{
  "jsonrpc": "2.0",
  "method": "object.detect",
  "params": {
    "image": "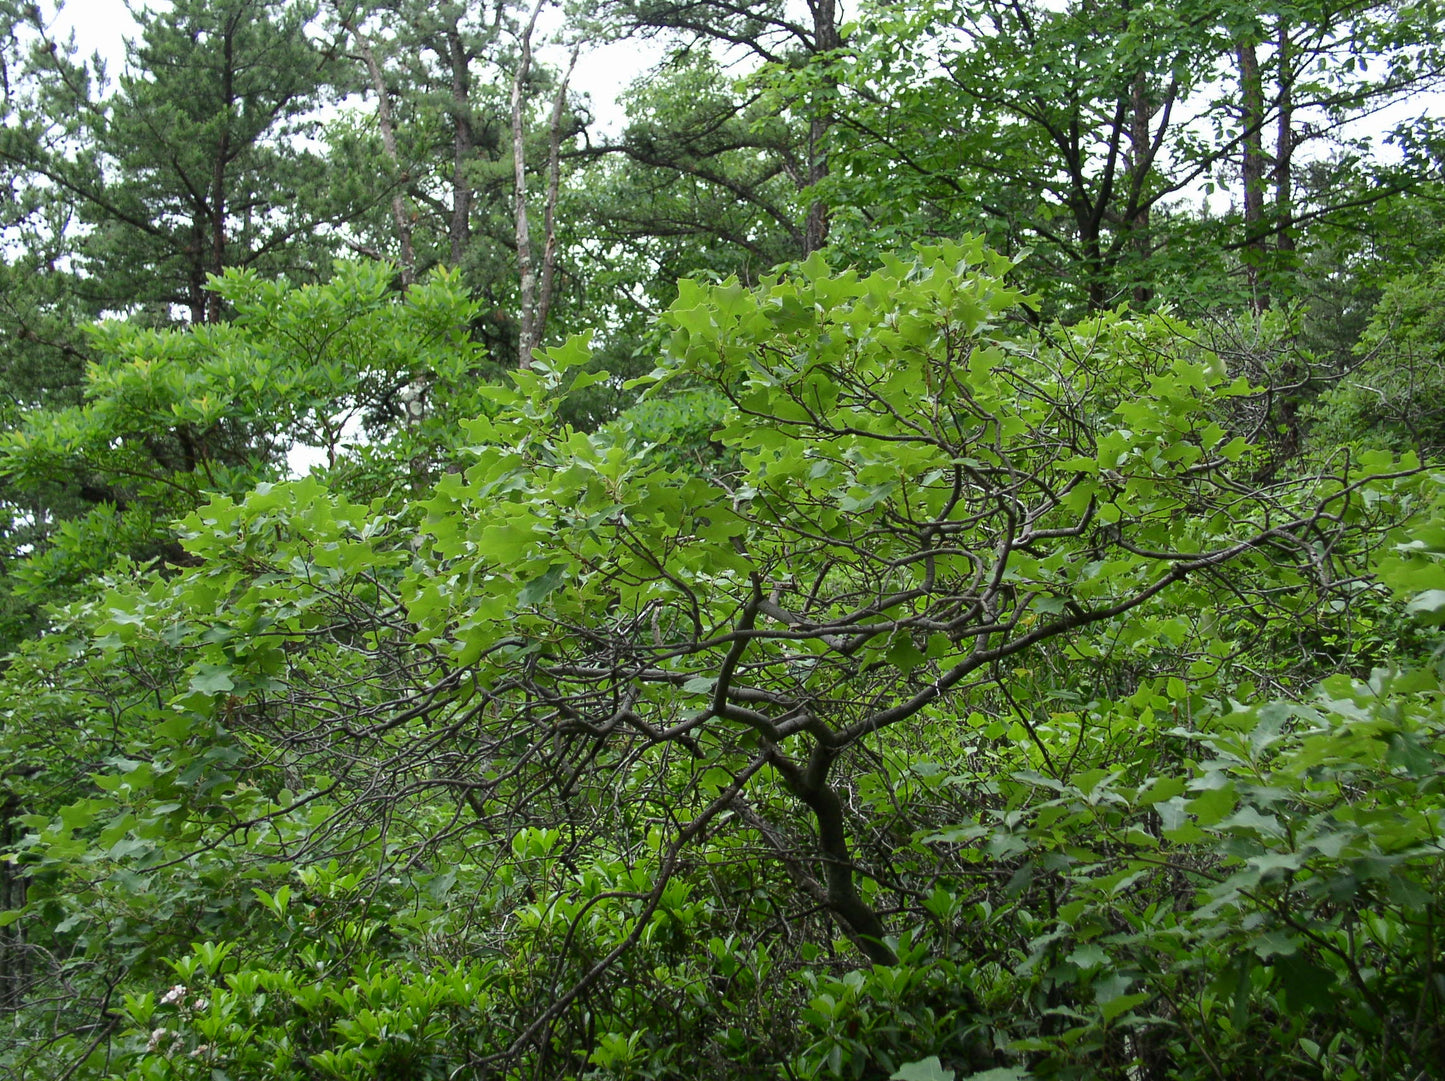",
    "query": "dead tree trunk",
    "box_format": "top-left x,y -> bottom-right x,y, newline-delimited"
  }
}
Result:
344,17 -> 416,288
512,0 -> 575,367
537,46 -> 579,354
